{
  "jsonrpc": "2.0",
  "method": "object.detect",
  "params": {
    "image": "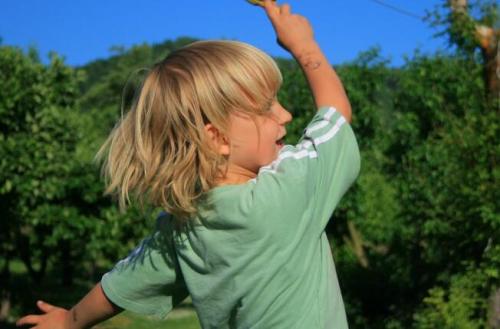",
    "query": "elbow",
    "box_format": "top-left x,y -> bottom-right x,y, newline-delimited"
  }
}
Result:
319,100 -> 352,123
